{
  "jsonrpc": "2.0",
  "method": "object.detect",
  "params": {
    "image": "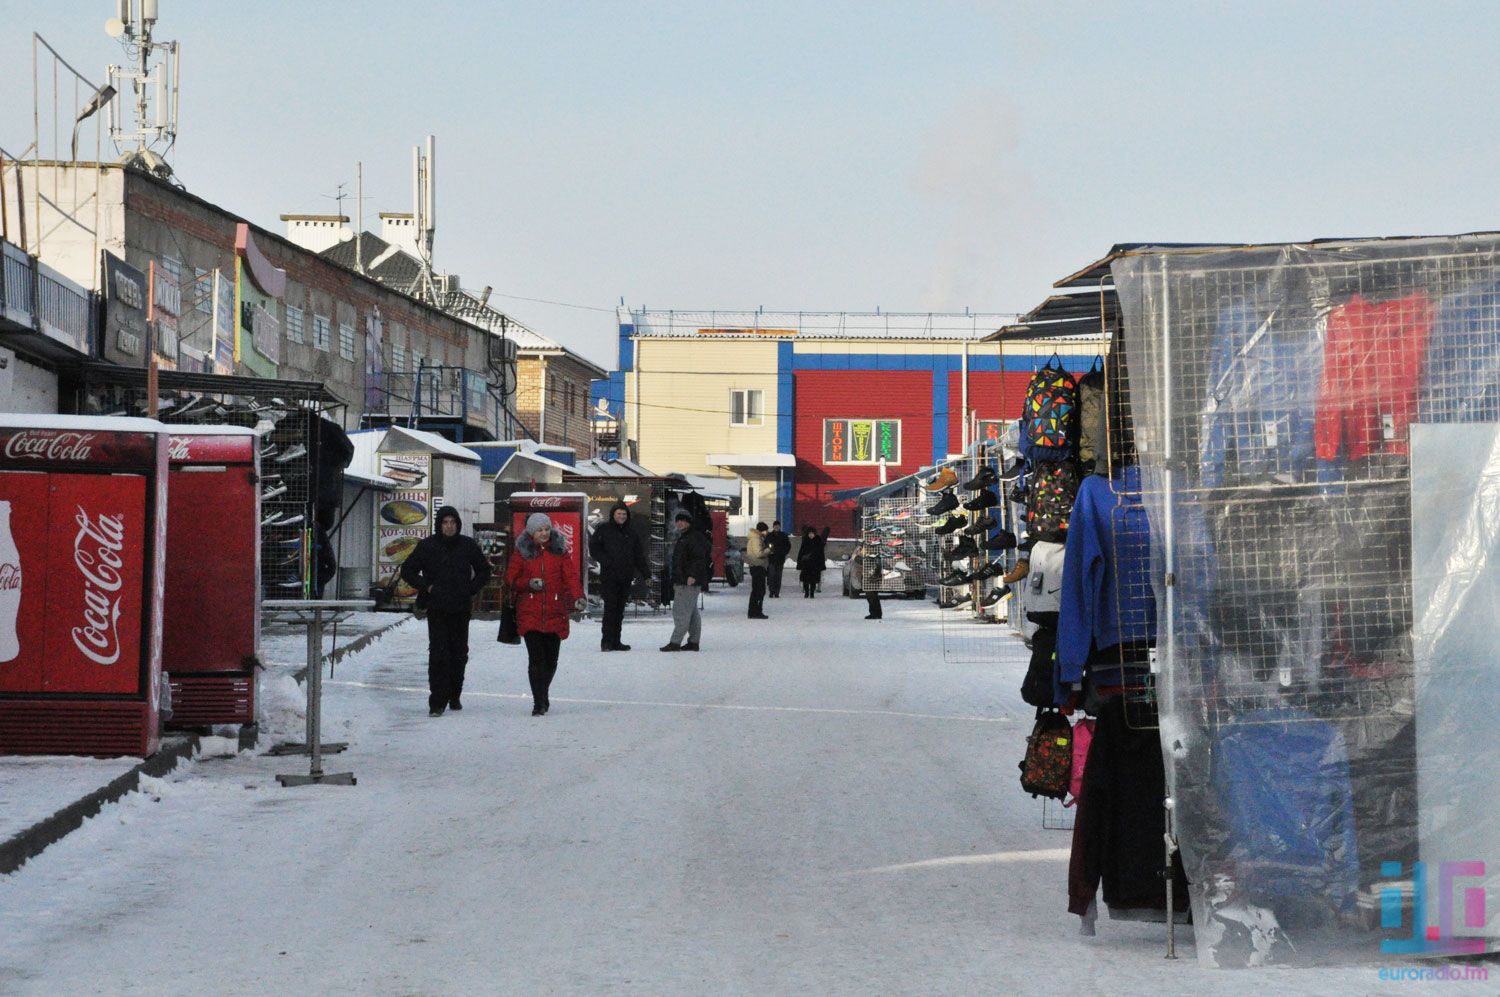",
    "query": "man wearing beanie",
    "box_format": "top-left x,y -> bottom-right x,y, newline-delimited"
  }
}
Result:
399,505 -> 492,716
662,510 -> 711,651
